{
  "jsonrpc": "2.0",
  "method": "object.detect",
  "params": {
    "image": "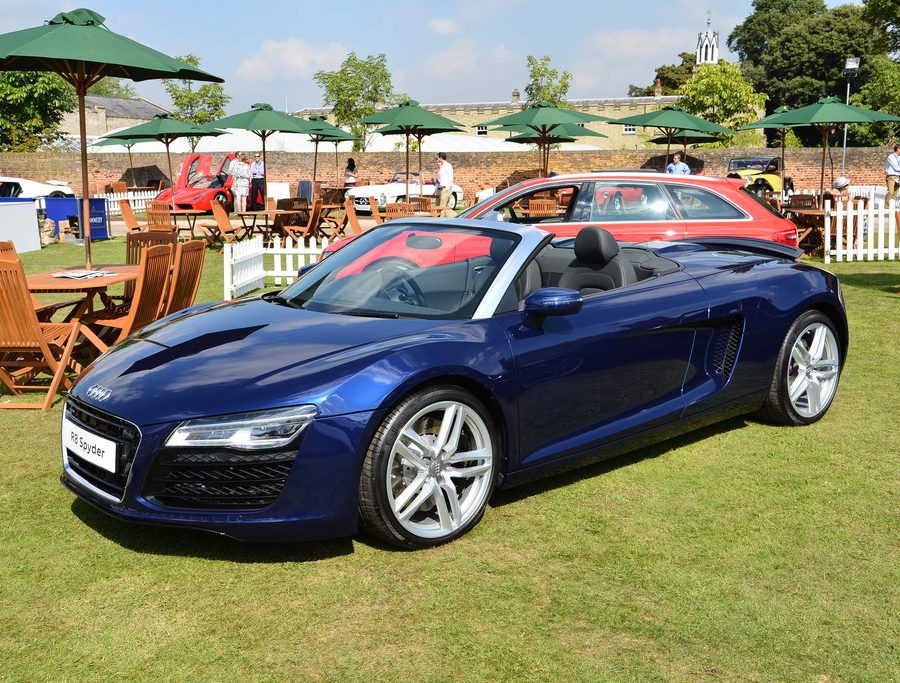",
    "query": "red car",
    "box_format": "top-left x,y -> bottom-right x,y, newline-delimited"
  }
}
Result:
460,172 -> 799,246
322,172 -> 799,259
155,153 -> 235,211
